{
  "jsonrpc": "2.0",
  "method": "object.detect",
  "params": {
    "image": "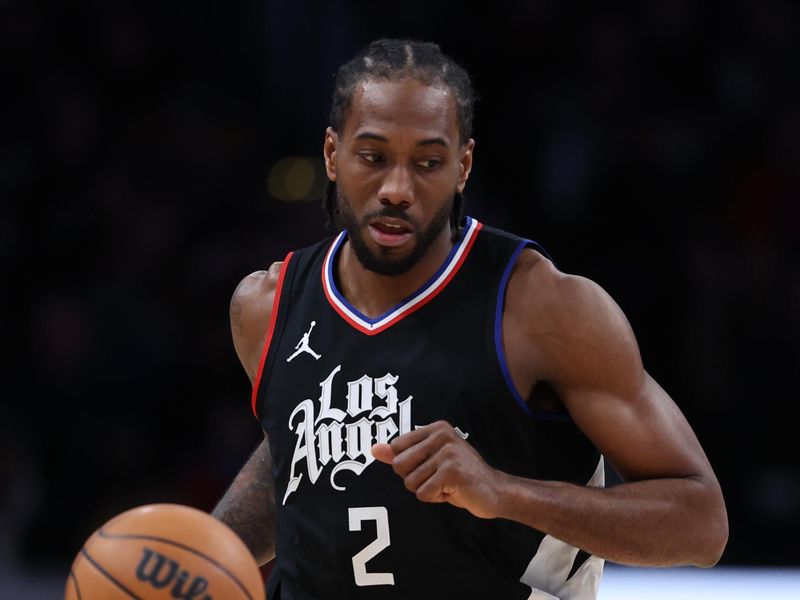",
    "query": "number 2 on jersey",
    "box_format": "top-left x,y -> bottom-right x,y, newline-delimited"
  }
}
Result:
348,506 -> 395,586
